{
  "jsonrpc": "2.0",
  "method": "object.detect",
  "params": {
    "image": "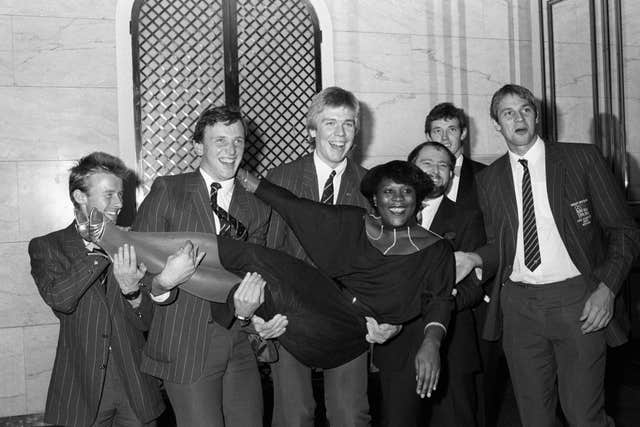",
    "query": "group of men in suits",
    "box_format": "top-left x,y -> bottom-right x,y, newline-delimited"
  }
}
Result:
29,82 -> 639,427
